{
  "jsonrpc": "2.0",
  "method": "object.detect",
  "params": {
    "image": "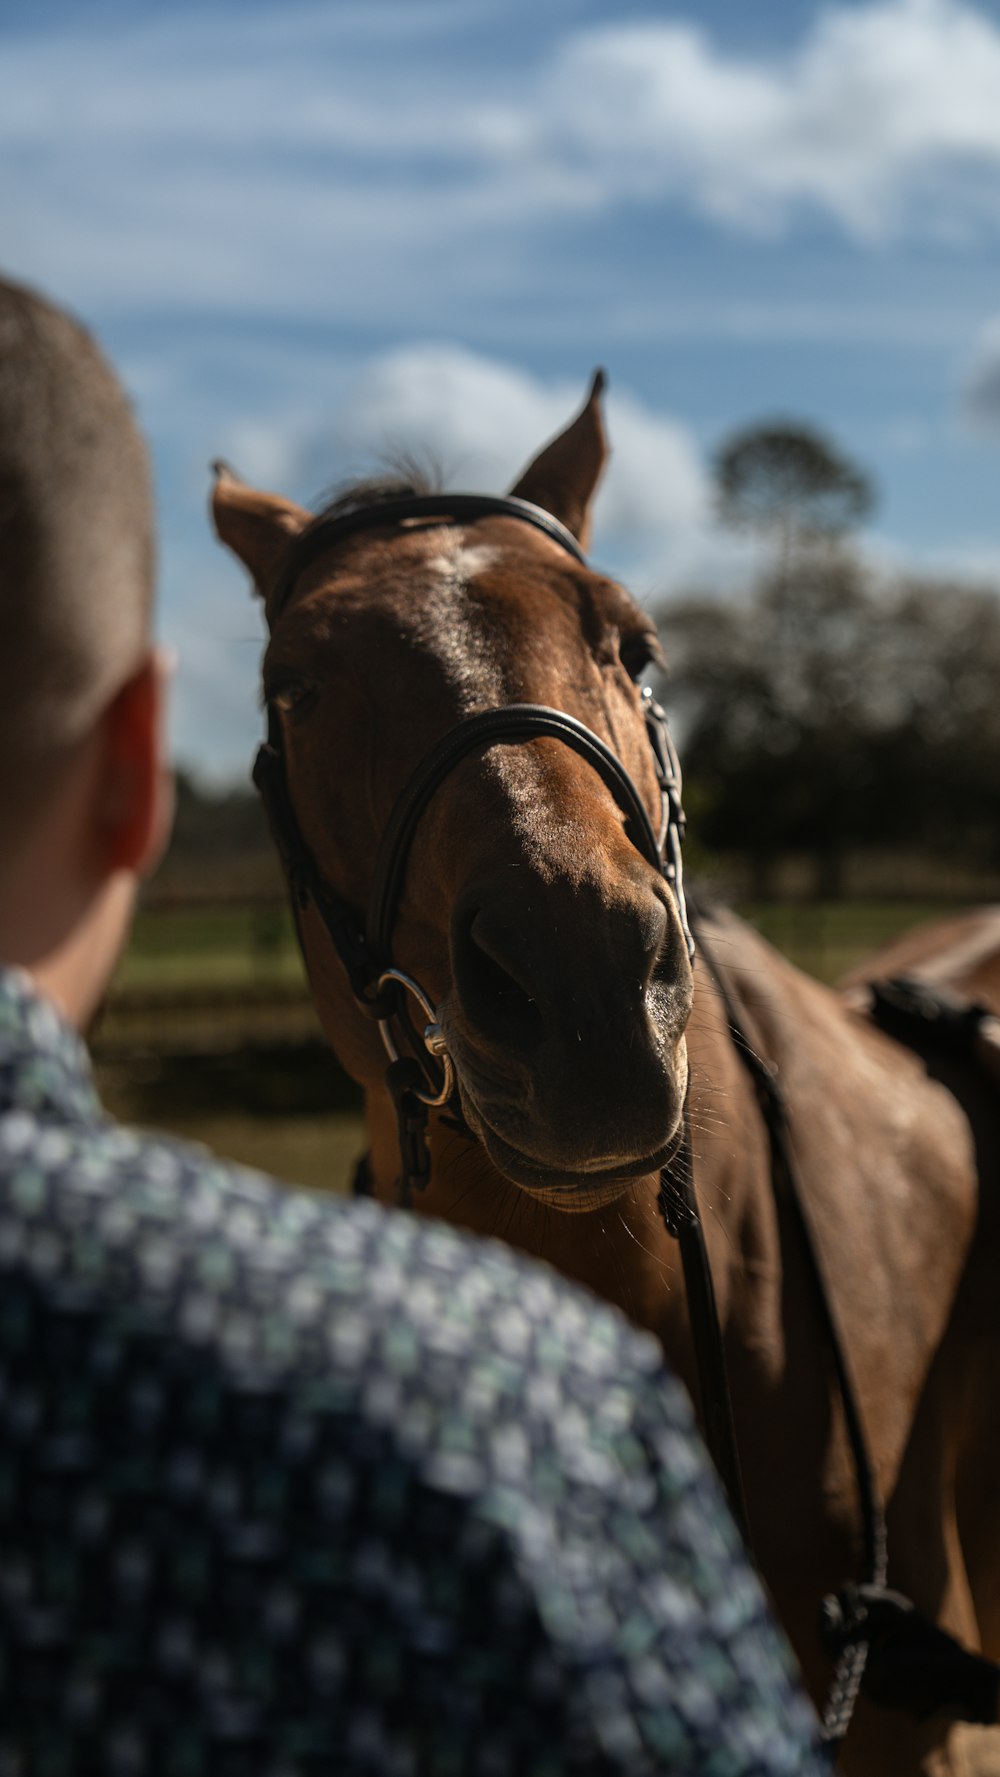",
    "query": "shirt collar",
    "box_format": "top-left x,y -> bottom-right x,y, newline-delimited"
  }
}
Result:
0,966 -> 102,1125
